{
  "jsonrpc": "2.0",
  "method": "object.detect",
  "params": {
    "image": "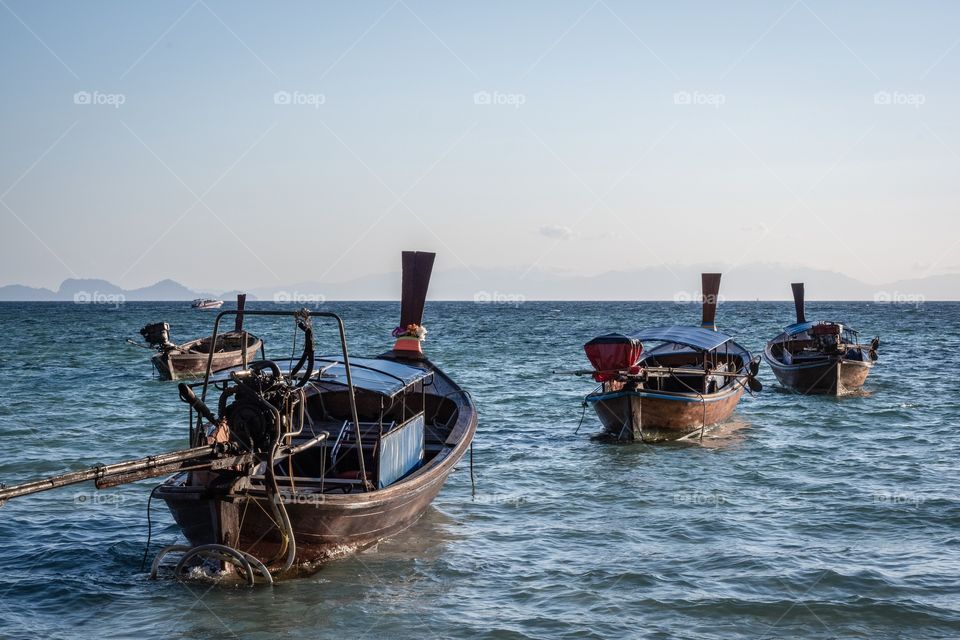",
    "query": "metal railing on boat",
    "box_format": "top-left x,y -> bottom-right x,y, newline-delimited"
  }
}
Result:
198,309 -> 368,491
